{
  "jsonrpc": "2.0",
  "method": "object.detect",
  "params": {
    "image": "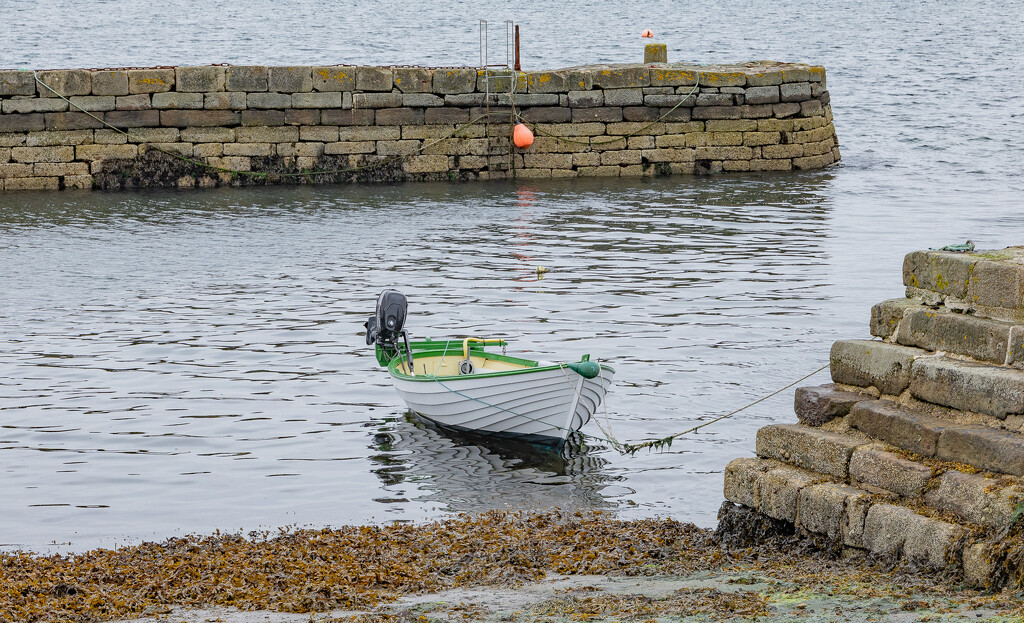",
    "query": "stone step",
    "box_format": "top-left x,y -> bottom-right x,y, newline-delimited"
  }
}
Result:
829,339 -> 926,396
755,421 -> 1024,531
871,298 -> 1024,366
793,383 -> 874,427
902,247 -> 1024,321
910,356 -> 1024,421
831,338 -> 1024,422
755,423 -> 867,478
724,457 -> 967,571
848,399 -> 1024,476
